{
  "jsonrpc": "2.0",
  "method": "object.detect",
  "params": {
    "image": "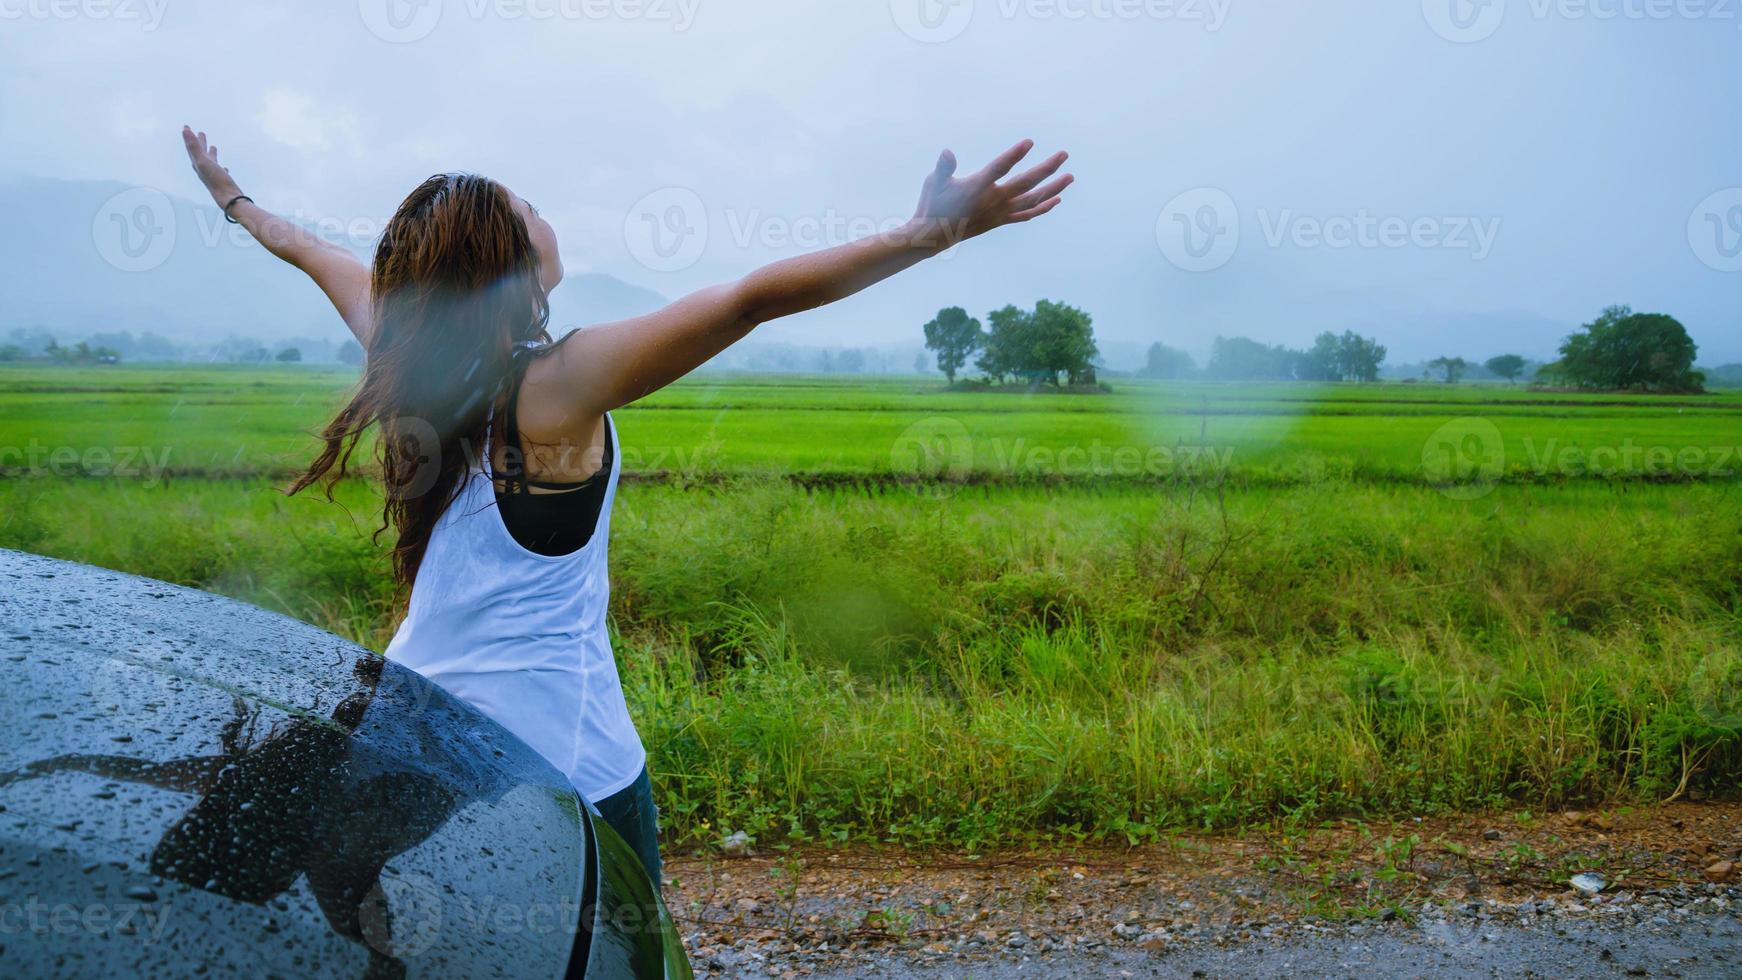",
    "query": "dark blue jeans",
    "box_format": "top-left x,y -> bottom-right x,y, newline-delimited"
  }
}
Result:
592,766 -> 662,888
